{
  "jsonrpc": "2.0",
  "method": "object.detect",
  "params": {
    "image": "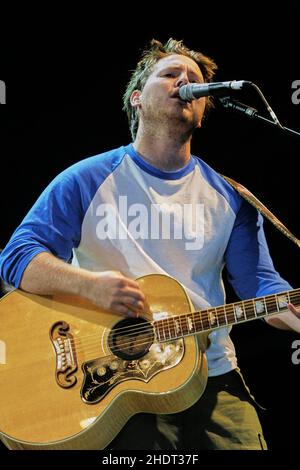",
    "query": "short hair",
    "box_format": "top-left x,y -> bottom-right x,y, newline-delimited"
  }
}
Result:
123,38 -> 217,140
